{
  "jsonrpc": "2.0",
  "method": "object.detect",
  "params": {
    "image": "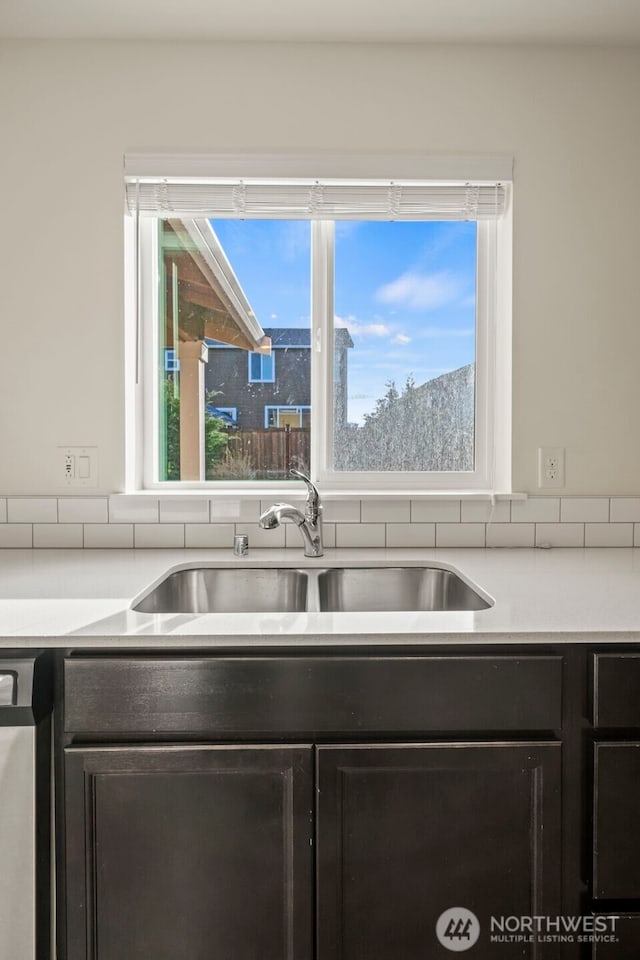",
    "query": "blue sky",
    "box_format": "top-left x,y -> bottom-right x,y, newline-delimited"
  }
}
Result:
210,218 -> 476,423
